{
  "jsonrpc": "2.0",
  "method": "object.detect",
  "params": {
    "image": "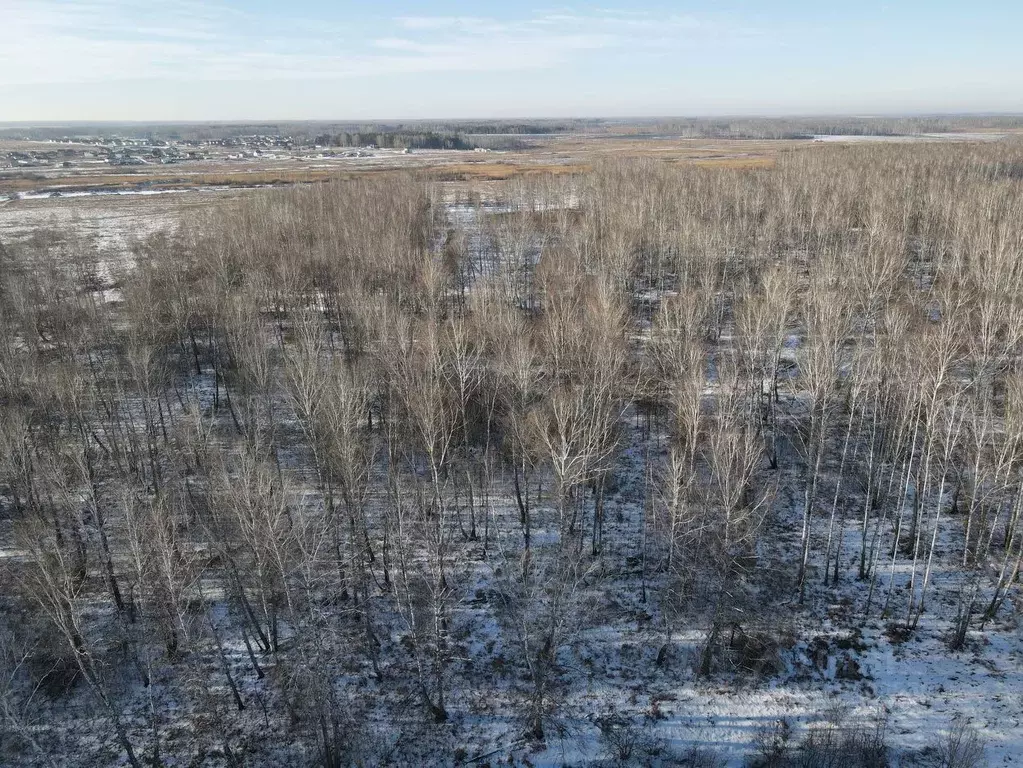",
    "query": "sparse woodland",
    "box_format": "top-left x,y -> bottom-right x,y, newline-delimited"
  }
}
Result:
2,140 -> 1023,766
